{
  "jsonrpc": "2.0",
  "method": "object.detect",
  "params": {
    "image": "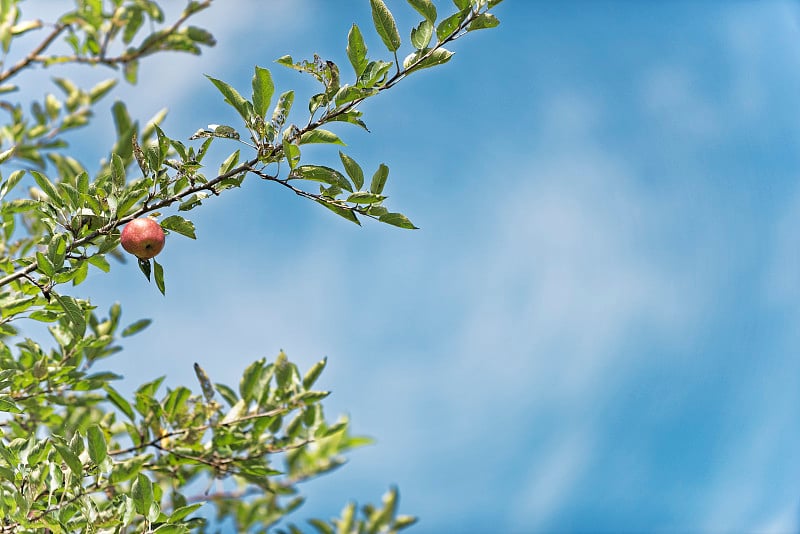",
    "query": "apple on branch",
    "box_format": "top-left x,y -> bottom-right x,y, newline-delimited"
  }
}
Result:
120,217 -> 165,260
